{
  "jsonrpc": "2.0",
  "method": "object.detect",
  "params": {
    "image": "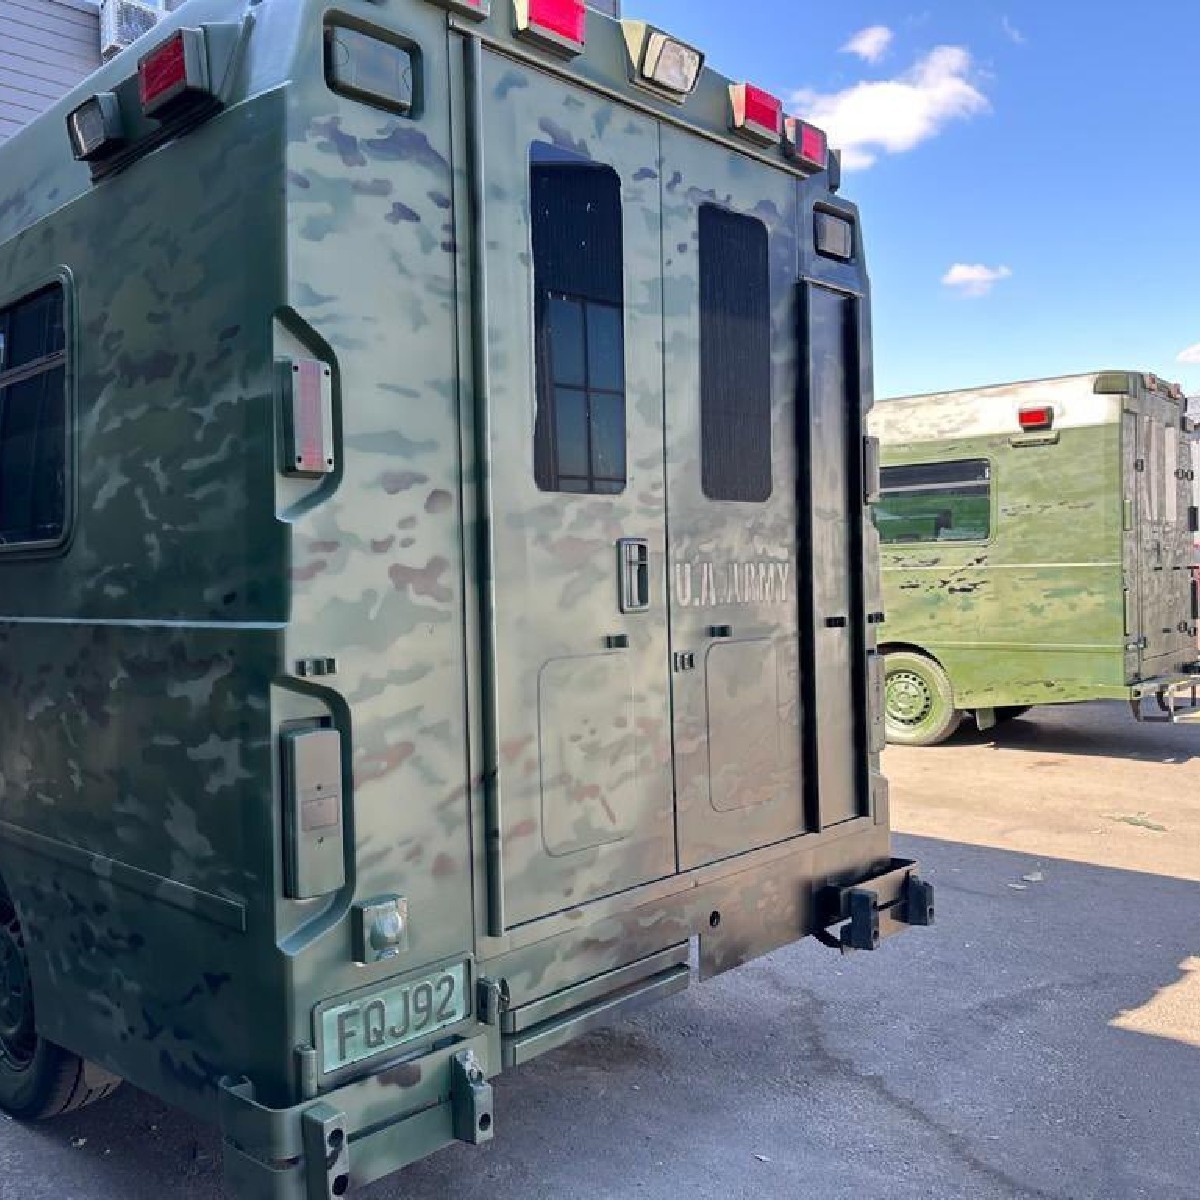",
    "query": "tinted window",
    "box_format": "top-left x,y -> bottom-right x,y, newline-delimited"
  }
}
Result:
531,150 -> 626,495
877,459 -> 991,544
699,205 -> 771,503
0,285 -> 68,549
